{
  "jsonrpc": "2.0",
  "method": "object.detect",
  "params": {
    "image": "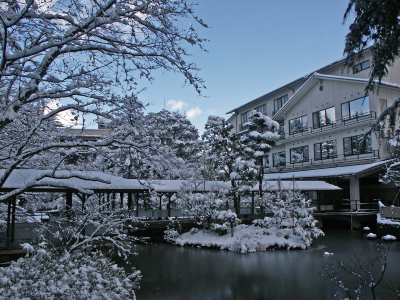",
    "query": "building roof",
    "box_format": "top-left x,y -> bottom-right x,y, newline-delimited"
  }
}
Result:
226,54 -> 349,115
263,161 -> 388,180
